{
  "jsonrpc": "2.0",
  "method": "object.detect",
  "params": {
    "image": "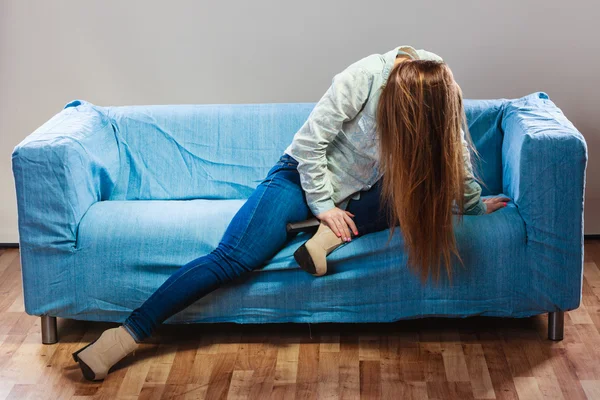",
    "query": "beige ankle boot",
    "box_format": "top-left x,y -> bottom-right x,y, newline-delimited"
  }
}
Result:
72,326 -> 139,381
294,222 -> 350,276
